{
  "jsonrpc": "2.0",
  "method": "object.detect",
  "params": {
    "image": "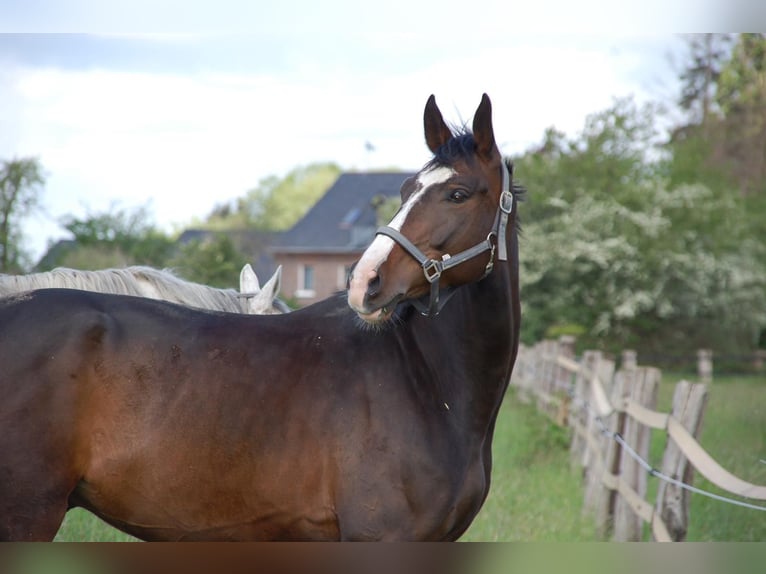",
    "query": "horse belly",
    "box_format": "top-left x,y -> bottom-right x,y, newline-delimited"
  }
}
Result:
72,395 -> 343,541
